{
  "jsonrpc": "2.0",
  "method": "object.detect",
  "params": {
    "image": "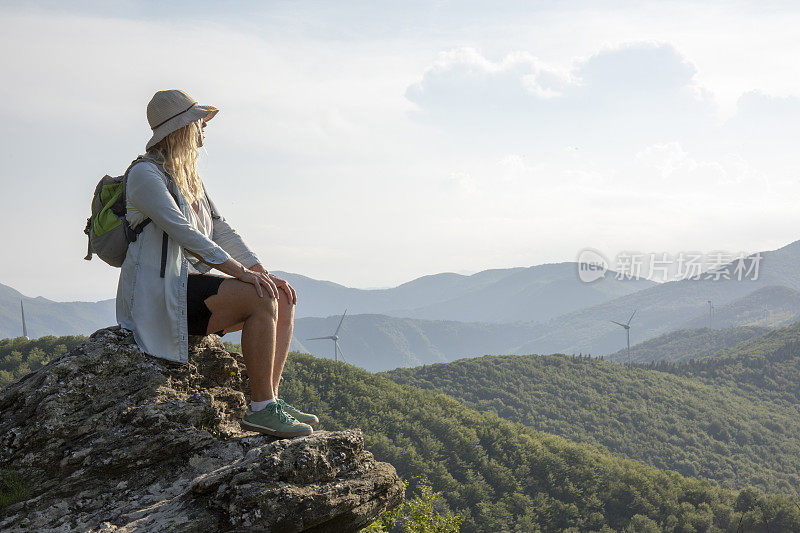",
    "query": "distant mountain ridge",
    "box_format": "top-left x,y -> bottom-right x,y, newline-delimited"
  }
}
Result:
665,320 -> 800,404
285,313 -> 540,371
278,262 -> 655,323
7,239 -> 800,364
1,262 -> 653,348
0,283 -> 113,340
602,285 -> 800,365
606,325 -> 773,364
511,240 -> 800,356
384,262 -> 656,323
679,285 -> 800,329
